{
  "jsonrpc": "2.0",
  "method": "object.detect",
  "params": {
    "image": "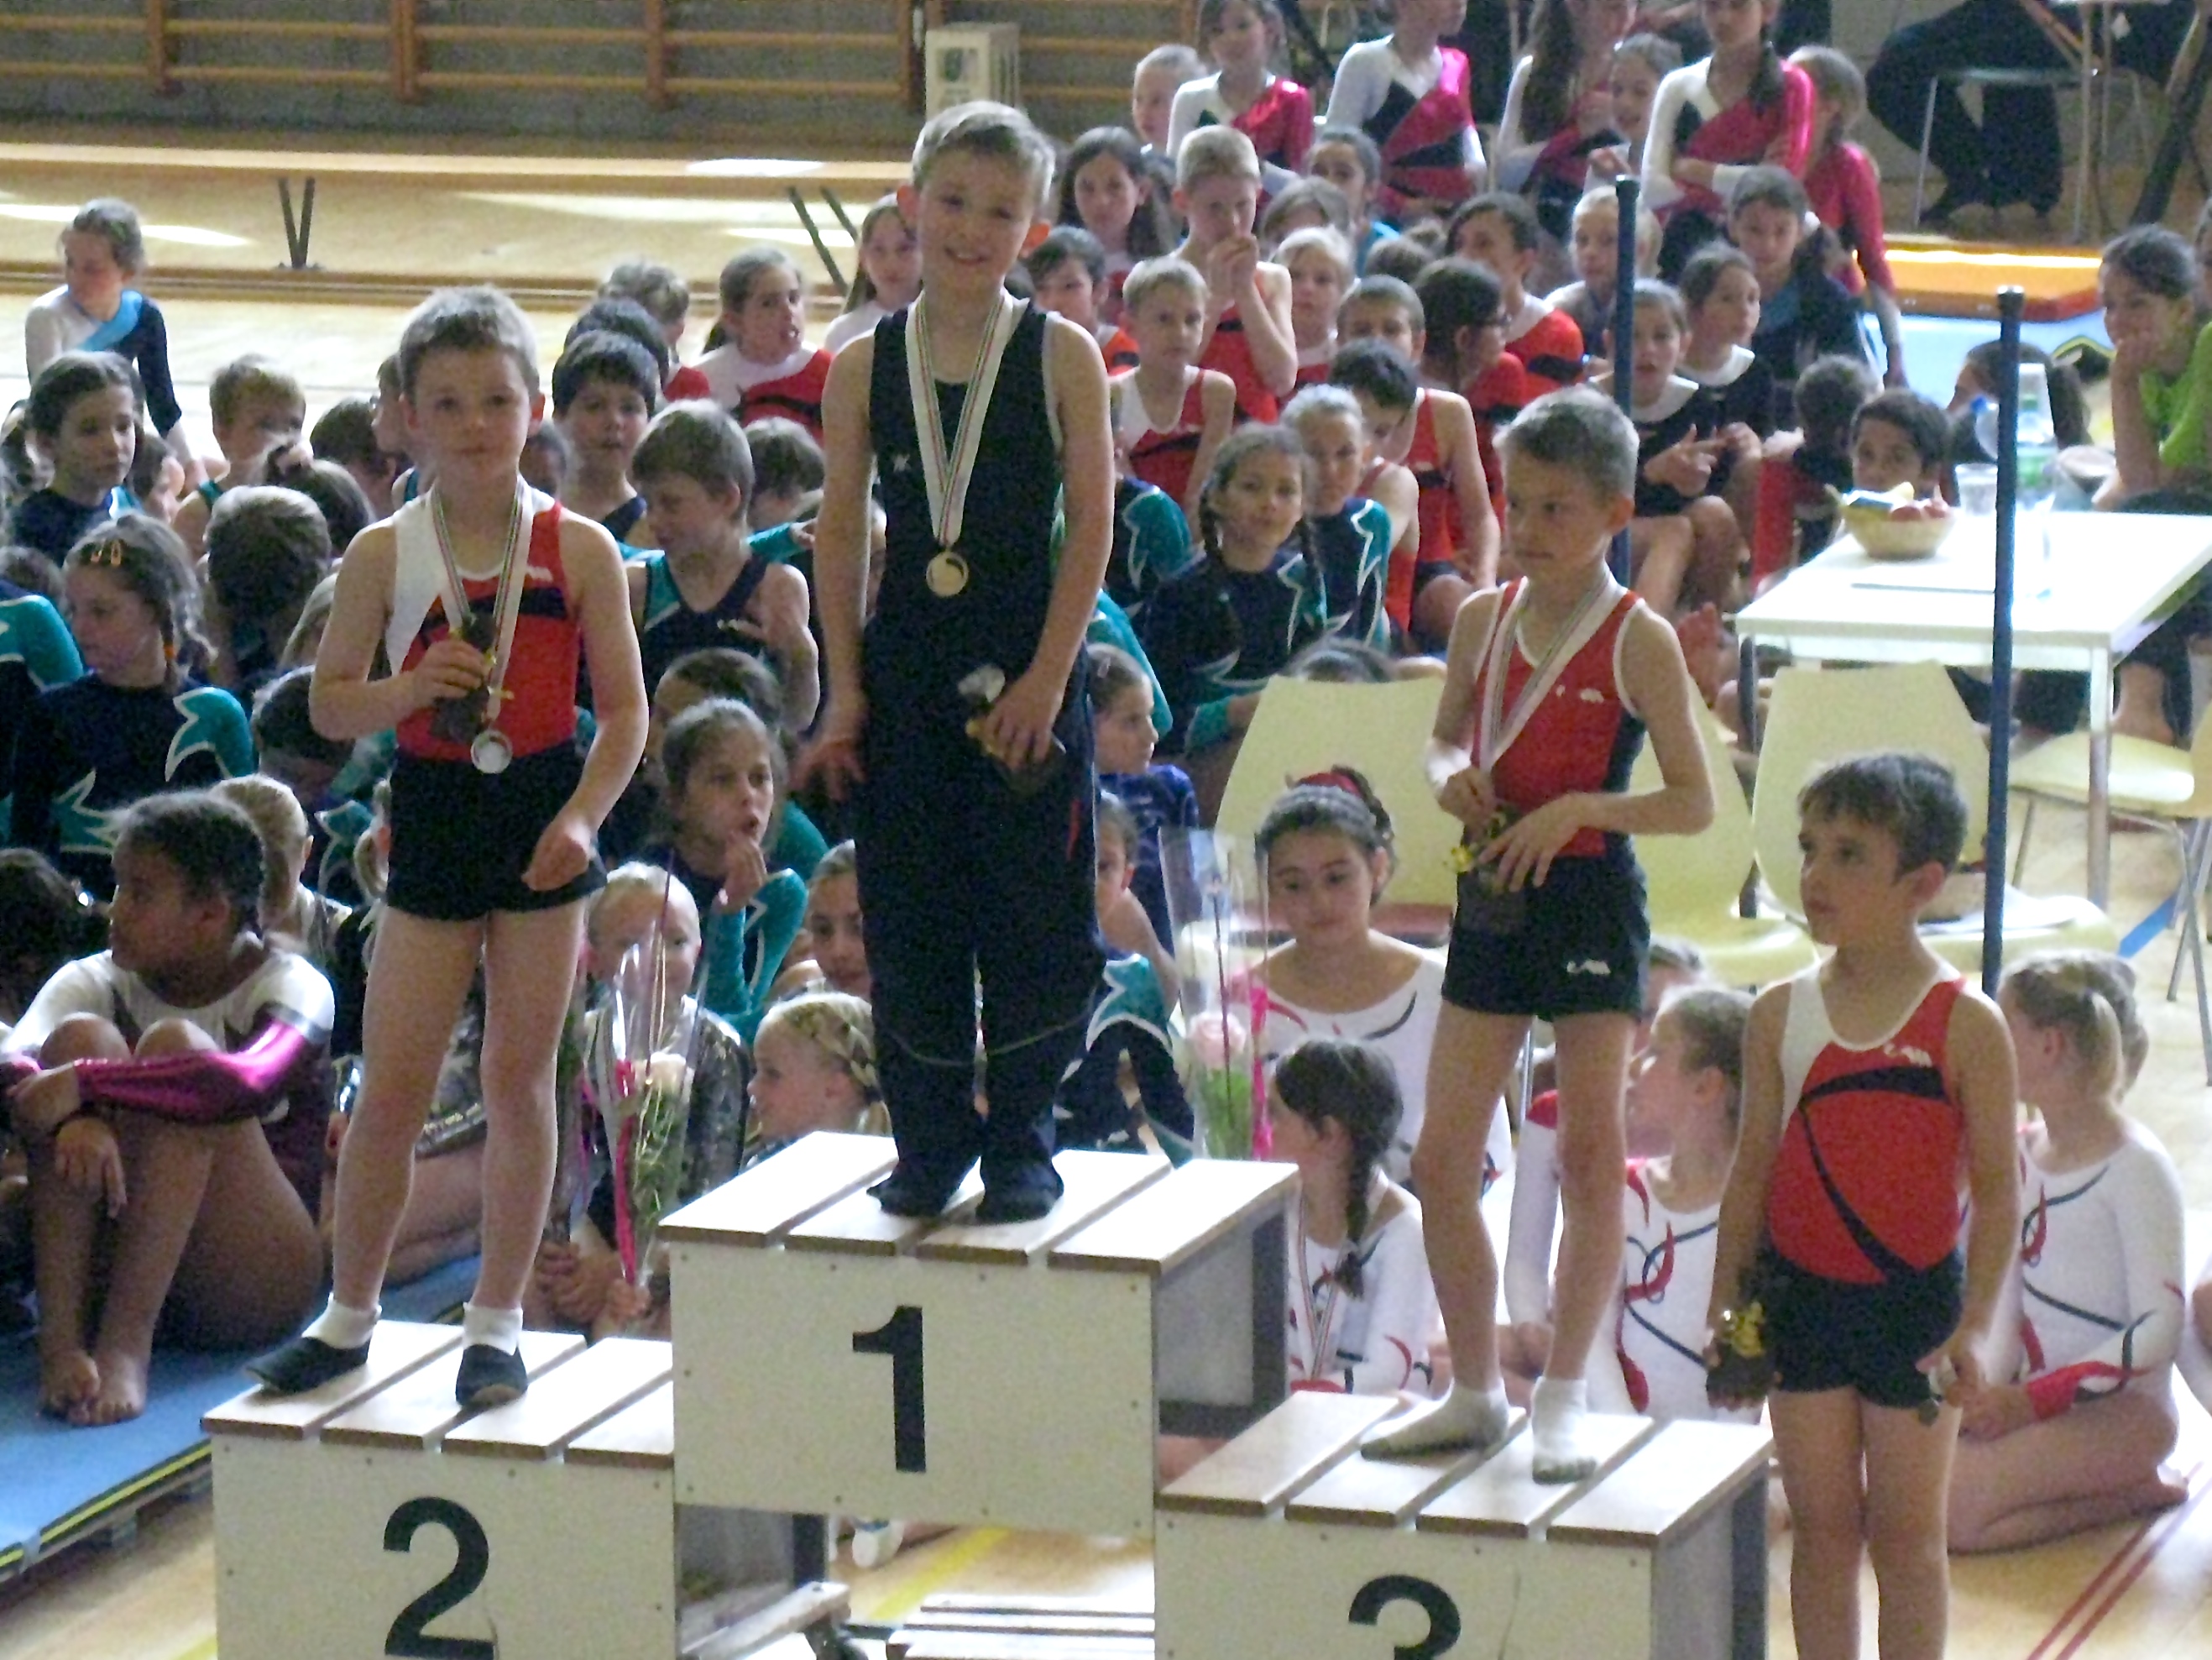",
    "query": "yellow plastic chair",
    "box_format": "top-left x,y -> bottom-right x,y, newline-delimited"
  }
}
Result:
1629,703 -> 1817,989
1213,675 -> 1456,909
2006,718 -> 2212,1080
1748,662 -> 2117,977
